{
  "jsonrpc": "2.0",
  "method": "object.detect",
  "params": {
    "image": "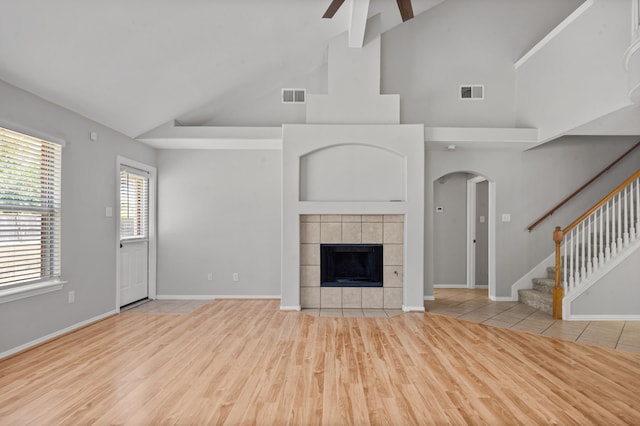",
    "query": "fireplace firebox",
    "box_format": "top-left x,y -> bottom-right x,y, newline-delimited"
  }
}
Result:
320,244 -> 383,287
